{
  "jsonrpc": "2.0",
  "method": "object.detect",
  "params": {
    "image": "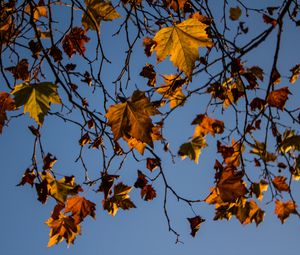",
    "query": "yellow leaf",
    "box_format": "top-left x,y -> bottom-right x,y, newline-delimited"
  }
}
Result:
106,90 -> 159,147
41,172 -> 82,204
11,82 -> 61,126
45,212 -> 81,247
156,74 -> 186,109
250,139 -> 277,162
178,135 -> 207,163
82,0 -> 121,31
229,6 -> 242,21
152,18 -> 212,78
103,183 -> 136,216
192,114 -> 224,137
